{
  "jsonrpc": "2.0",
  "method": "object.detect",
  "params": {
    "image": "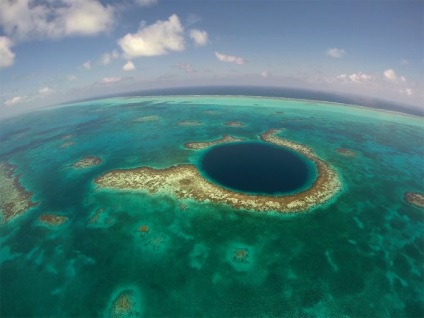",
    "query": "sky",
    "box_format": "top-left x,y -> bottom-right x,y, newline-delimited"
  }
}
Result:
0,0 -> 423,117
